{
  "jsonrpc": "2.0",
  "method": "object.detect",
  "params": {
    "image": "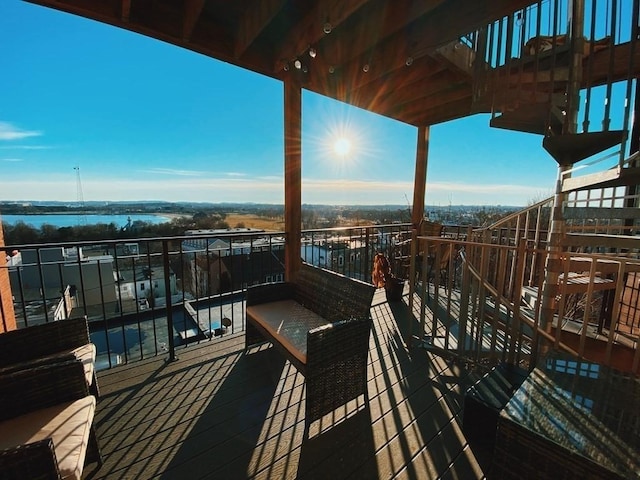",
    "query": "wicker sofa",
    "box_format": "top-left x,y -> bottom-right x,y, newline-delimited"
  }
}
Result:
245,263 -> 376,427
0,360 -> 101,480
0,316 -> 99,397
